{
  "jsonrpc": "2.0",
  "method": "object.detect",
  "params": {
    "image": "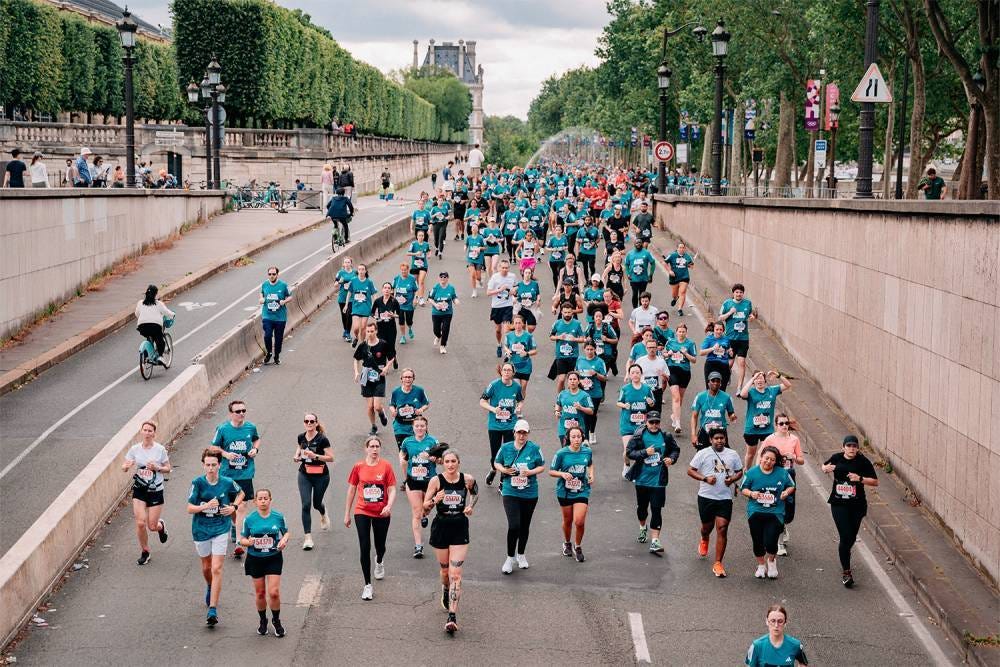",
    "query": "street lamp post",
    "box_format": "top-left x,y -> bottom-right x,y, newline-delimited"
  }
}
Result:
855,0 -> 880,198
198,75 -> 213,189
826,102 -> 840,196
656,62 -> 671,195
116,10 -> 138,188
207,57 -> 222,189
710,19 -> 730,196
